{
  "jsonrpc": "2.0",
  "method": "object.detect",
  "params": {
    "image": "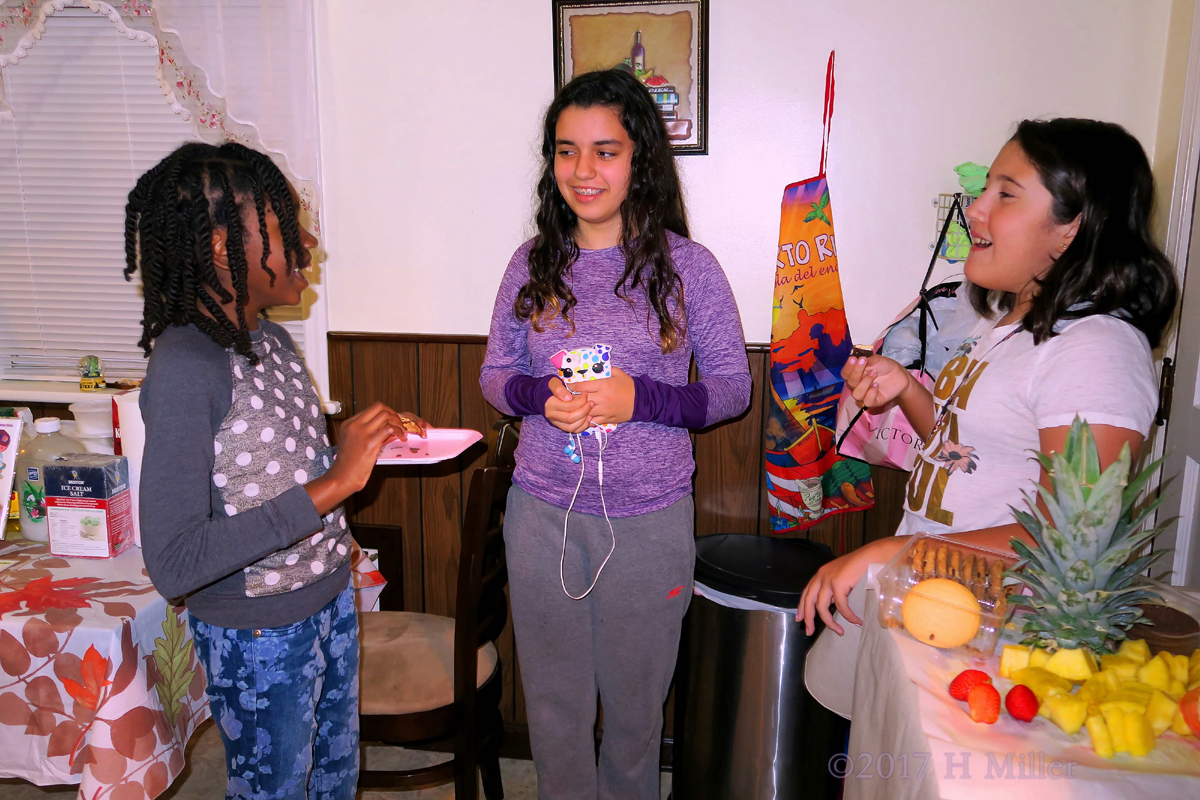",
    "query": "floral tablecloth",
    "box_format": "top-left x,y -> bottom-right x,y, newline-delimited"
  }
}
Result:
0,539 -> 209,800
